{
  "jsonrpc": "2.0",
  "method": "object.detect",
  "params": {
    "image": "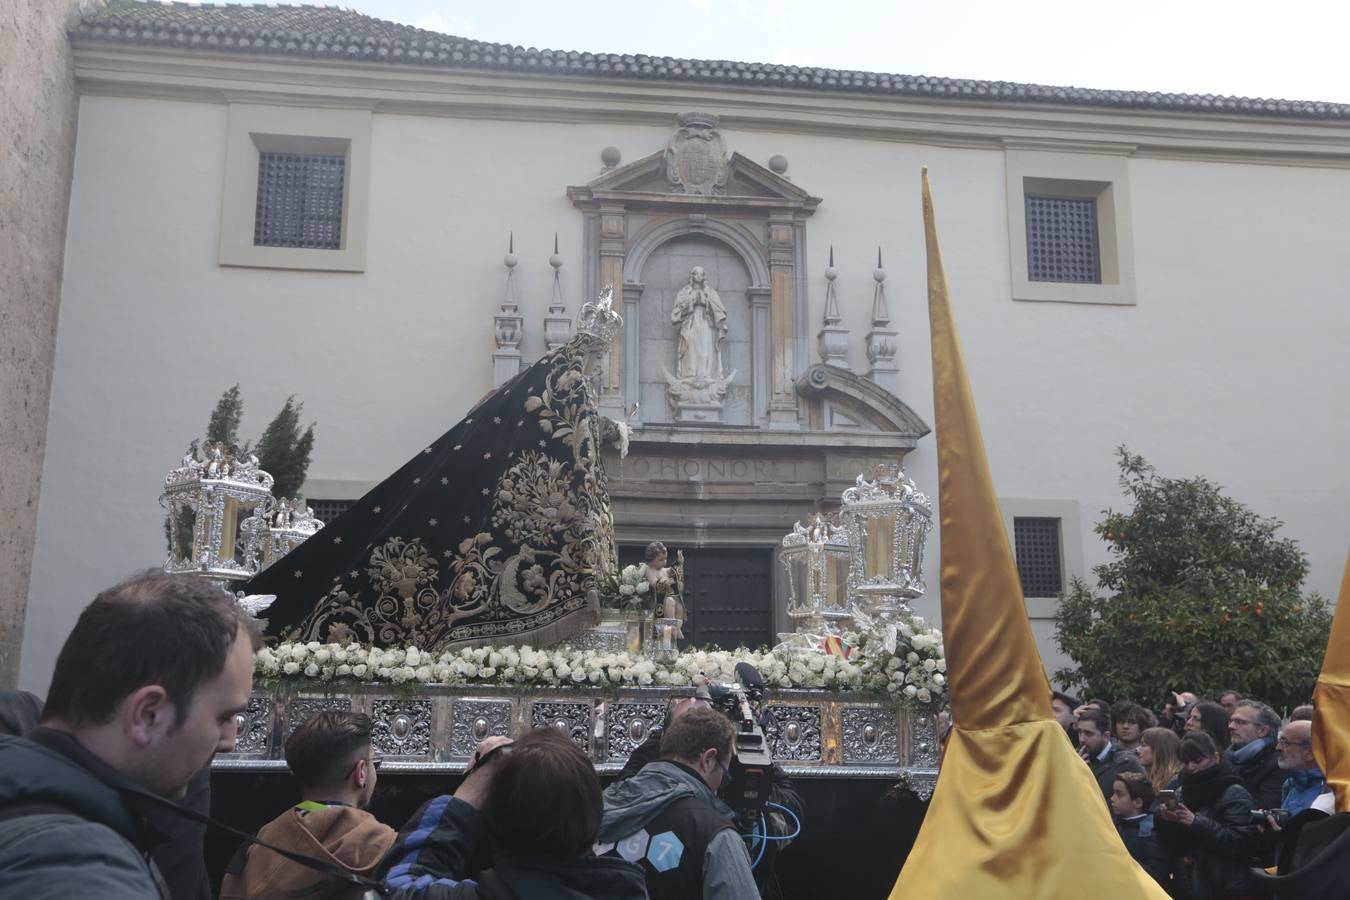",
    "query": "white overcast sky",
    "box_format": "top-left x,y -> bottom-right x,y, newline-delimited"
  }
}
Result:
355,0 -> 1350,104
